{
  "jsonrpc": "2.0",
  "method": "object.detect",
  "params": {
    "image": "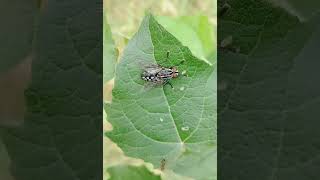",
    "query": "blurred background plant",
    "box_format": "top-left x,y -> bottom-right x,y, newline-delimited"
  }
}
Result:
104,0 -> 216,56
104,0 -> 216,179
